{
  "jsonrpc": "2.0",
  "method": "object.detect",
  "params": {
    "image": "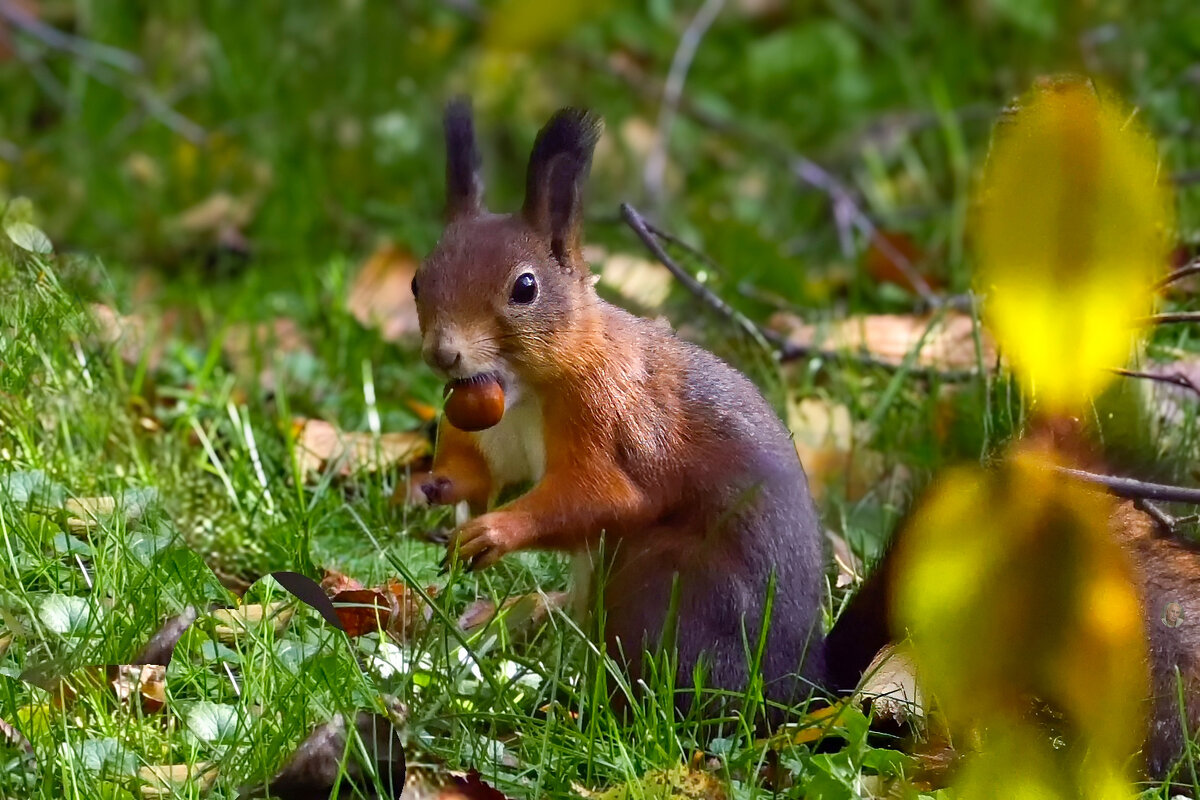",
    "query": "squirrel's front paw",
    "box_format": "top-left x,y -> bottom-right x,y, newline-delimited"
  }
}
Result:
448,512 -> 533,571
